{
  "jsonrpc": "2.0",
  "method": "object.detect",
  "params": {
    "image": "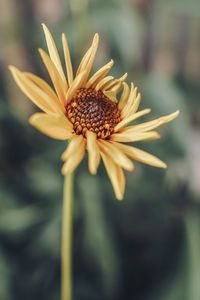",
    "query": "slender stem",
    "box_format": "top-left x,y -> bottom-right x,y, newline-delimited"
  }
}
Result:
61,173 -> 74,300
